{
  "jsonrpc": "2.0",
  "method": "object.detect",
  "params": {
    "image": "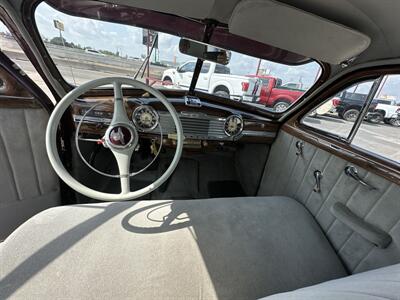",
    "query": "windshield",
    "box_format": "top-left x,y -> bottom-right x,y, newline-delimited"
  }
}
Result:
35,2 -> 321,112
